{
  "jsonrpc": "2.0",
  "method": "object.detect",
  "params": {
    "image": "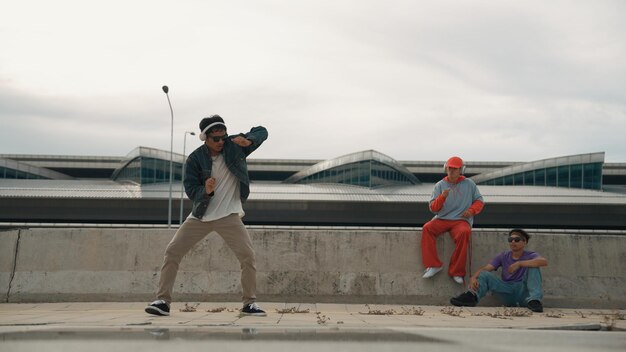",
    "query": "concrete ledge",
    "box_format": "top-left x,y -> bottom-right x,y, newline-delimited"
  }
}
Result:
1,228 -> 625,308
